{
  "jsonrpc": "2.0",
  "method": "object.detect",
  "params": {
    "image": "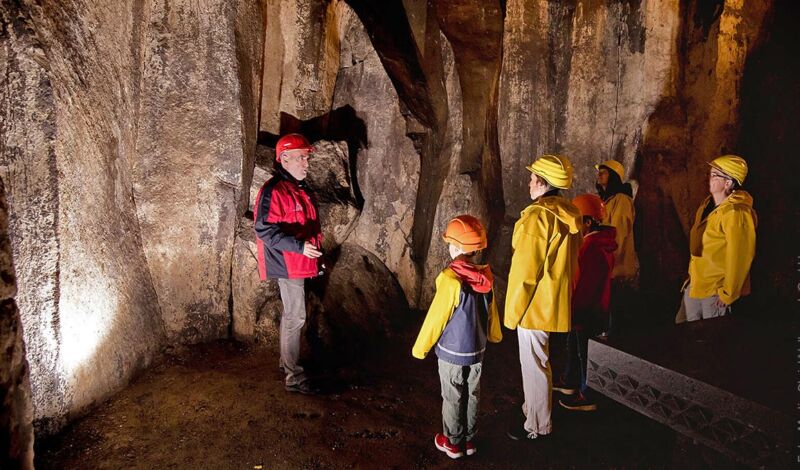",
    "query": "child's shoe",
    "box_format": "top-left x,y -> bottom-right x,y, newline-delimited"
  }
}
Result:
465,439 -> 477,456
434,433 -> 464,459
559,392 -> 597,411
